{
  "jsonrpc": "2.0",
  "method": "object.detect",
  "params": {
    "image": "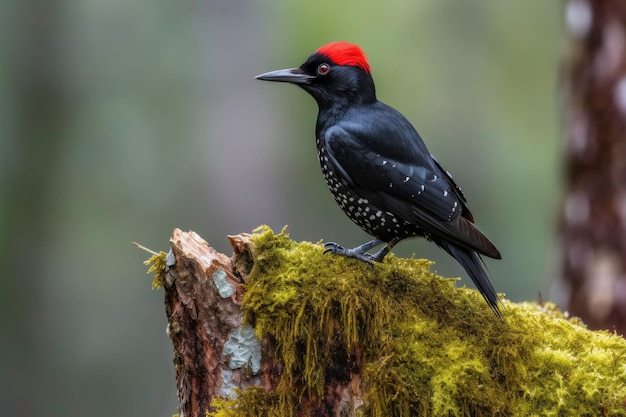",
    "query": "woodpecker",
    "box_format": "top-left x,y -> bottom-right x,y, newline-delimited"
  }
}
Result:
256,42 -> 502,316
